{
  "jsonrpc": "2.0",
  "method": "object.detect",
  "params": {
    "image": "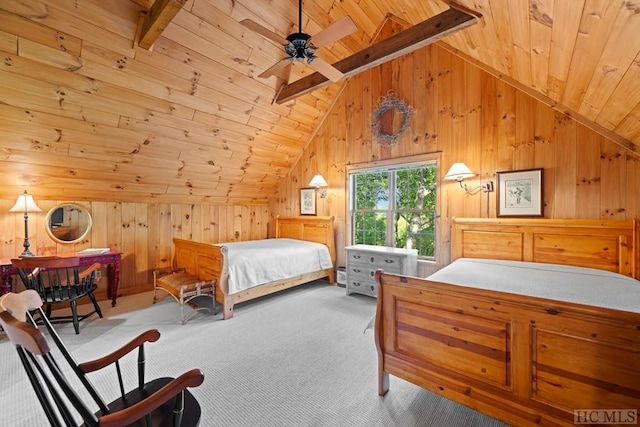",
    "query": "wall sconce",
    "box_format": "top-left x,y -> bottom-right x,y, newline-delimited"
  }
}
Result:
9,190 -> 42,257
309,174 -> 328,198
444,162 -> 493,195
